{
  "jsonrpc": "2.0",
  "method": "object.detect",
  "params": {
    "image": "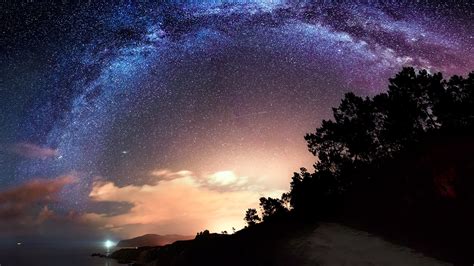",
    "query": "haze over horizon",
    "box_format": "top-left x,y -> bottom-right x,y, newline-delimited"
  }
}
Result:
1,1 -> 473,242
